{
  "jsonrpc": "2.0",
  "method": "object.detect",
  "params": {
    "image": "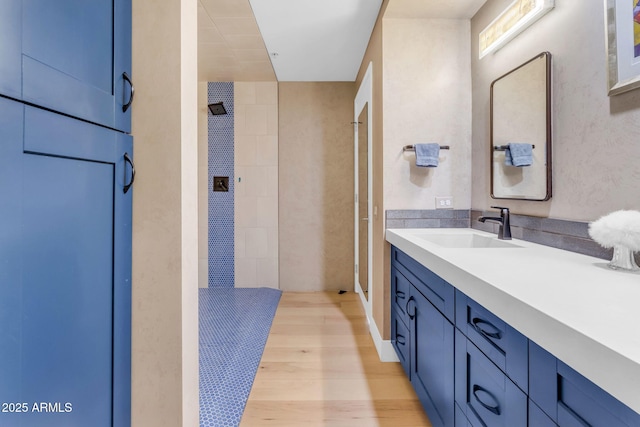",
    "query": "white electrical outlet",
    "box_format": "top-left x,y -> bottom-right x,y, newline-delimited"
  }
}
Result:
436,196 -> 454,209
